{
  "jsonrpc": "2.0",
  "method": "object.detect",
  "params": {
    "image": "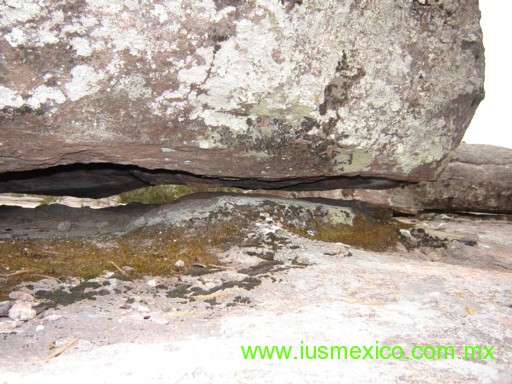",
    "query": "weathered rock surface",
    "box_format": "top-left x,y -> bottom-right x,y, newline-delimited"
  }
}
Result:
0,212 -> 510,383
0,194 -> 381,239
349,144 -> 512,213
1,144 -> 508,214
270,144 -> 512,213
0,0 -> 484,183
